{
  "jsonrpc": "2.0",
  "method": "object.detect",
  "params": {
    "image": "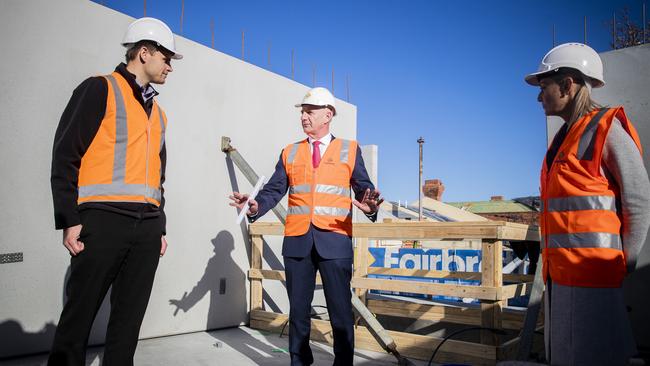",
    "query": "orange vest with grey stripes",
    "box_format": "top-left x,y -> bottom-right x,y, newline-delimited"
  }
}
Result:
282,138 -> 357,237
540,107 -> 643,287
77,72 -> 167,206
